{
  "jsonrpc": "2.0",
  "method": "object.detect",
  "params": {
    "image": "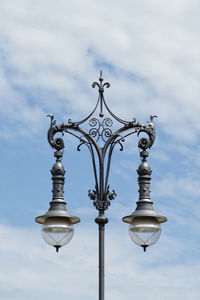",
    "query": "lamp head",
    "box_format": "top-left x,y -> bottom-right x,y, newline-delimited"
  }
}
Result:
41,217 -> 74,251
36,203 -> 80,252
123,210 -> 167,251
